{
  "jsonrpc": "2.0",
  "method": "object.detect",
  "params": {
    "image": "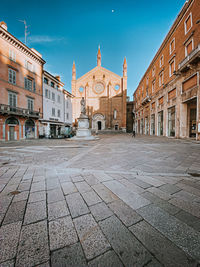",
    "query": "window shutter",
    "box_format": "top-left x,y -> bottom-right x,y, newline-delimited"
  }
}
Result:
13,71 -> 16,84
33,80 -> 36,92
